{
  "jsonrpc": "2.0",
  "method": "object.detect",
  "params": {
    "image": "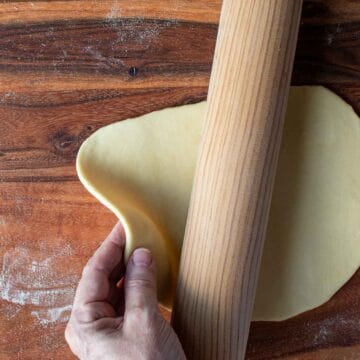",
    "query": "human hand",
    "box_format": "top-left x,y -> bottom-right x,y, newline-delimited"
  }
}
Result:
65,222 -> 186,360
